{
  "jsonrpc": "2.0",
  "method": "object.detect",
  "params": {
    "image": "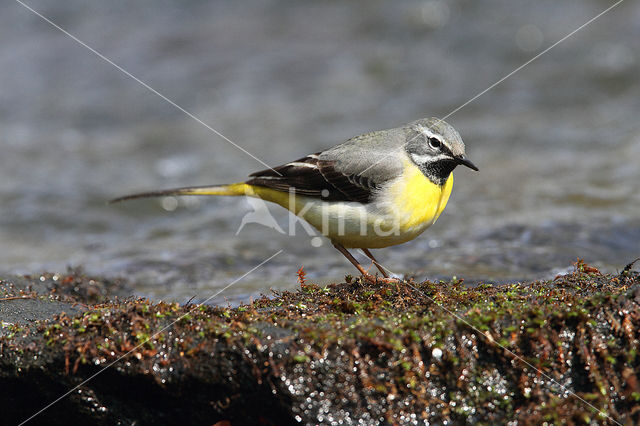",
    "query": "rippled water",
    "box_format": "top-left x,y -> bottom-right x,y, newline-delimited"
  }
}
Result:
1,0 -> 639,303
